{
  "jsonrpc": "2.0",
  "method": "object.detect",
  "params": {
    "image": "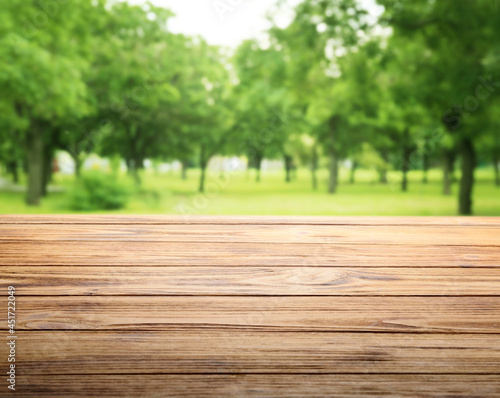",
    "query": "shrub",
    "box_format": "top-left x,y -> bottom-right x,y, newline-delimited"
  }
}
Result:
68,172 -> 130,211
